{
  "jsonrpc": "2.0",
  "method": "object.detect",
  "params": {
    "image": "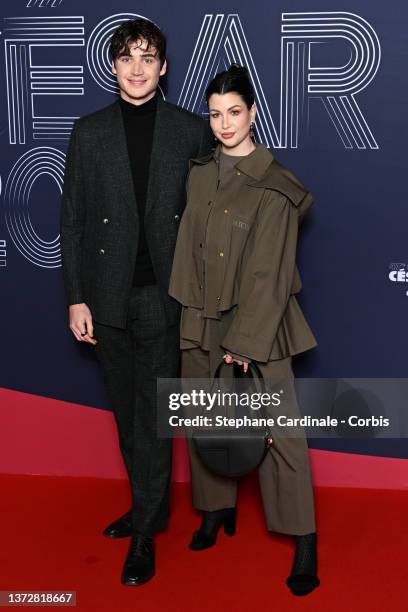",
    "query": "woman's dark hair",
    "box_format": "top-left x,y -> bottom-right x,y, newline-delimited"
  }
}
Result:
205,64 -> 255,109
109,18 -> 166,66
